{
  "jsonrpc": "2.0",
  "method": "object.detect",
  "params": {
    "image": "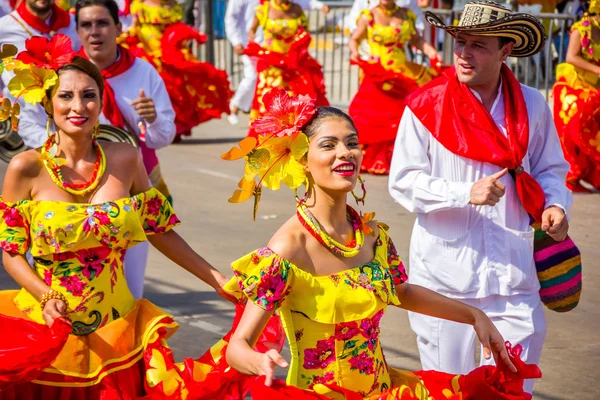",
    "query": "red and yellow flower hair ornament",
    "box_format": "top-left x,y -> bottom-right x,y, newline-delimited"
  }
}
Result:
0,34 -> 76,130
221,88 -> 317,220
